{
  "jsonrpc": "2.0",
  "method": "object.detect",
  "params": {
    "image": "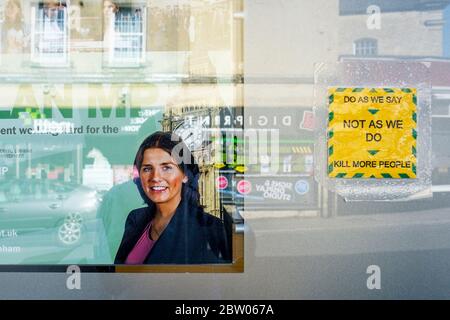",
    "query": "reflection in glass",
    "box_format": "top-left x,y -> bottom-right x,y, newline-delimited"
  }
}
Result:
103,0 -> 145,66
2,0 -> 29,54
31,0 -> 68,65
